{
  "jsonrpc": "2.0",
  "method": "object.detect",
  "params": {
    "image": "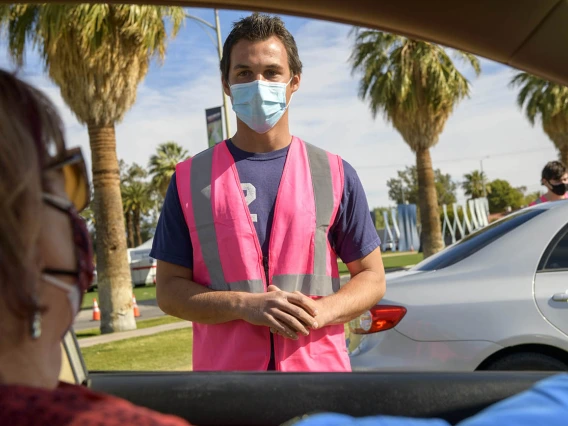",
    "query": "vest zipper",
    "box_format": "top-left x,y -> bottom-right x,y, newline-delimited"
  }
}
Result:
262,256 -> 270,285
263,255 -> 276,371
